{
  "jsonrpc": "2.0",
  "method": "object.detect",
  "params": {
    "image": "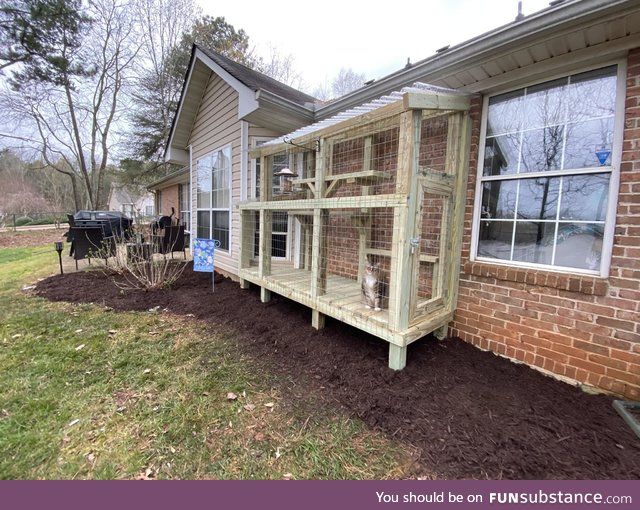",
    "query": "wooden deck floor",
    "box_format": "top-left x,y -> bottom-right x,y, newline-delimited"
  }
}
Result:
241,262 -> 390,331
